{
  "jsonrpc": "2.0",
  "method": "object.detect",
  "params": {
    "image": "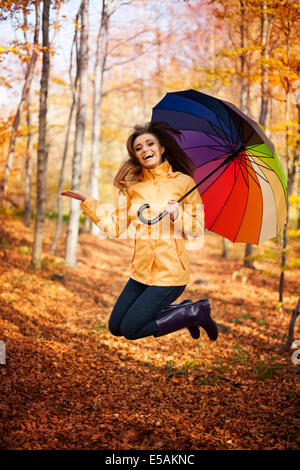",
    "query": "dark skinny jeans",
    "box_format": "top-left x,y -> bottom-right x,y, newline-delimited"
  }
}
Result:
108,277 -> 186,340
